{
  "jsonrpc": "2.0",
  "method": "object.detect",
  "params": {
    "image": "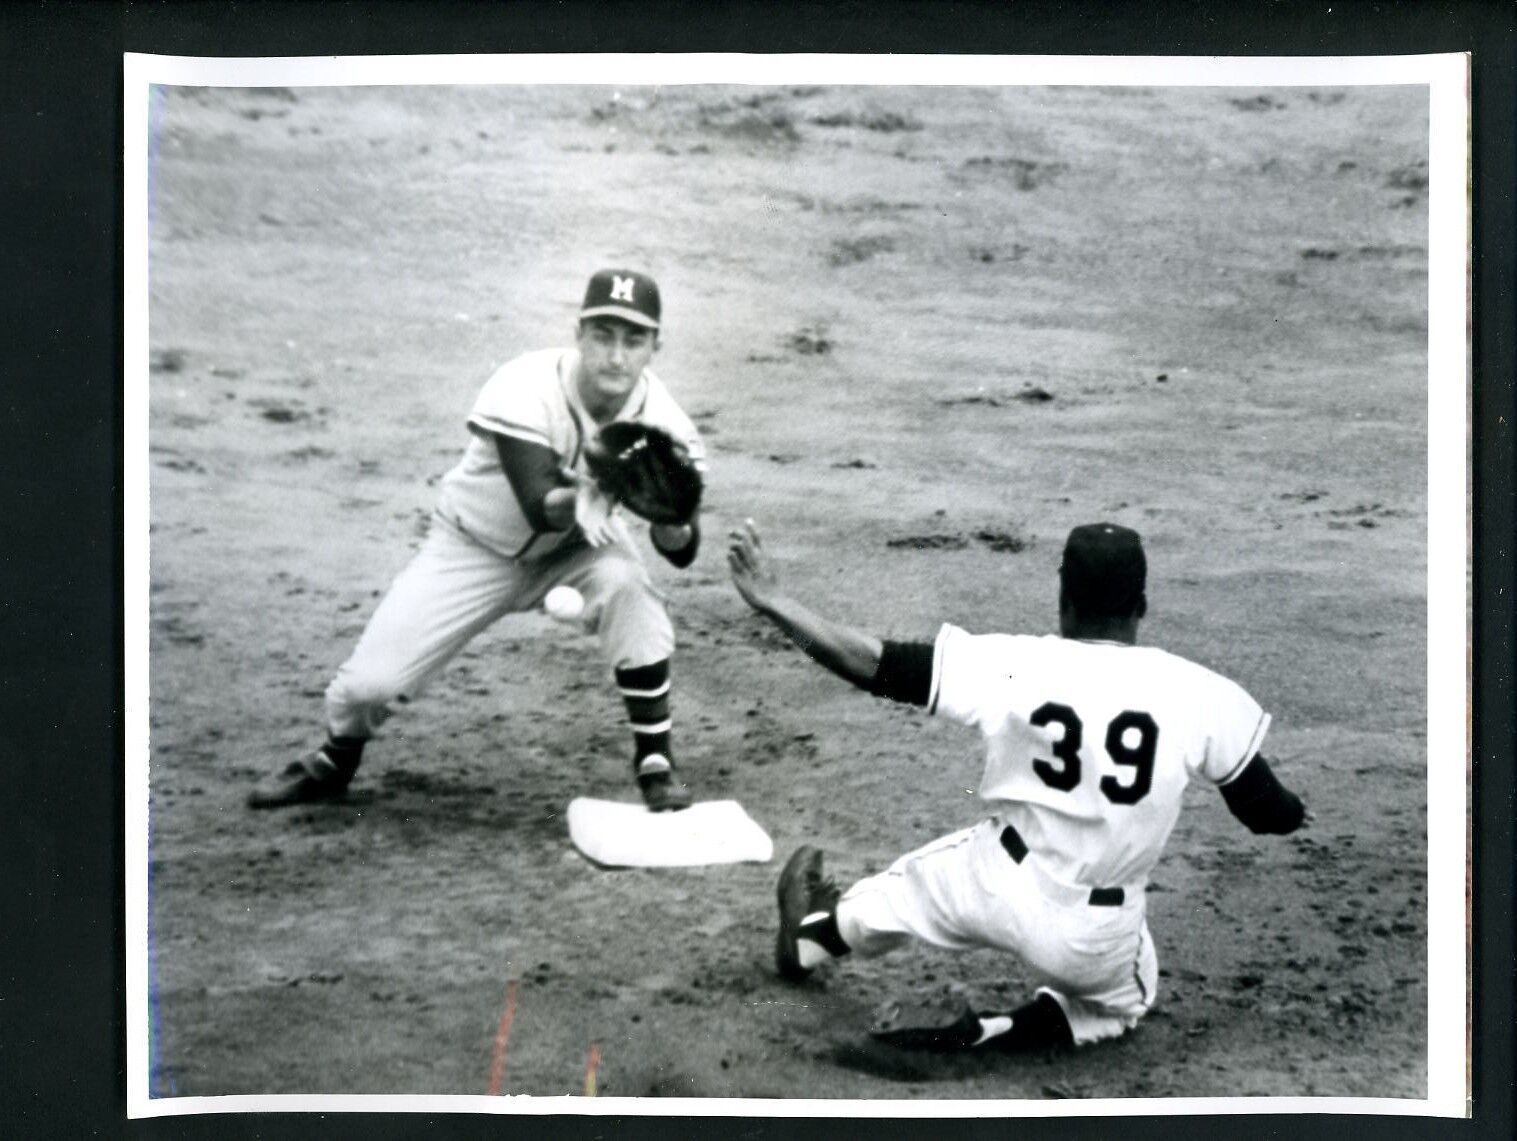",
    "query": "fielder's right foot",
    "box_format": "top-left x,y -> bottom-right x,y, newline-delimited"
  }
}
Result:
247,747 -> 357,809
635,754 -> 692,812
775,845 -> 844,981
